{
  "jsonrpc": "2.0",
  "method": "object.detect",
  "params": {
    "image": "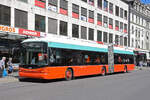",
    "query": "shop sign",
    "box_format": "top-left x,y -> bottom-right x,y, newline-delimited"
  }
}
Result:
35,0 -> 45,8
19,28 -> 40,37
81,16 -> 87,21
40,32 -> 47,37
0,25 -> 16,33
48,4 -> 57,12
